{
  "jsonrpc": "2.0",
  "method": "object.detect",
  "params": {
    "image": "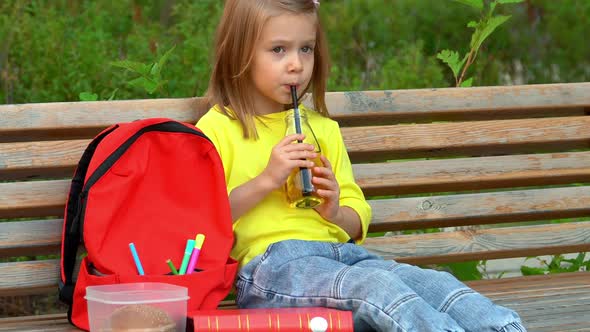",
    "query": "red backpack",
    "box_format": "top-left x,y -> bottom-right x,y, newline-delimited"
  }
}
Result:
58,118 -> 238,330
